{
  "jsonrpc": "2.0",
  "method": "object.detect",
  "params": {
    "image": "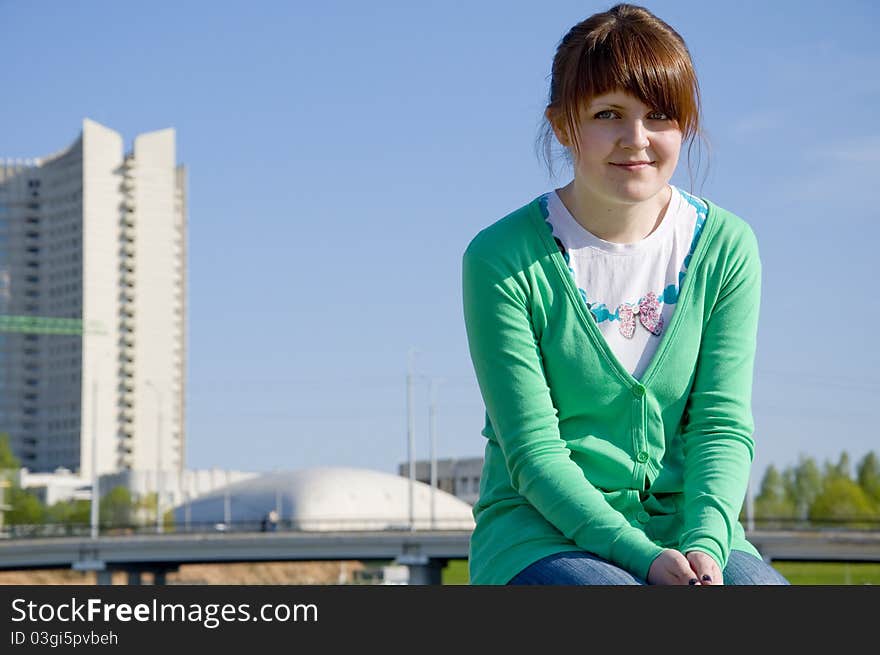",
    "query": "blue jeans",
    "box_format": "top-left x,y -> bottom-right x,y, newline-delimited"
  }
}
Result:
508,549 -> 790,585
